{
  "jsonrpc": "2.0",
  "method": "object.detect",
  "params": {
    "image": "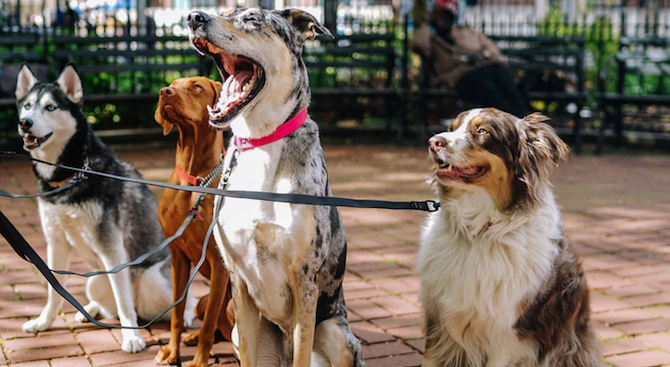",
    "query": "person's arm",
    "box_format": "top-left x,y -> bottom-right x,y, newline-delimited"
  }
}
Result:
412,22 -> 433,59
477,31 -> 503,61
